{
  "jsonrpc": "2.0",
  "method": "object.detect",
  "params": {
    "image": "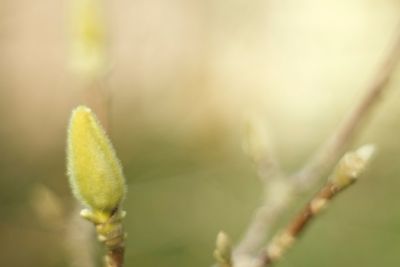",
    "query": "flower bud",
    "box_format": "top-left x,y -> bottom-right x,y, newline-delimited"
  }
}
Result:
67,105 -> 126,213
